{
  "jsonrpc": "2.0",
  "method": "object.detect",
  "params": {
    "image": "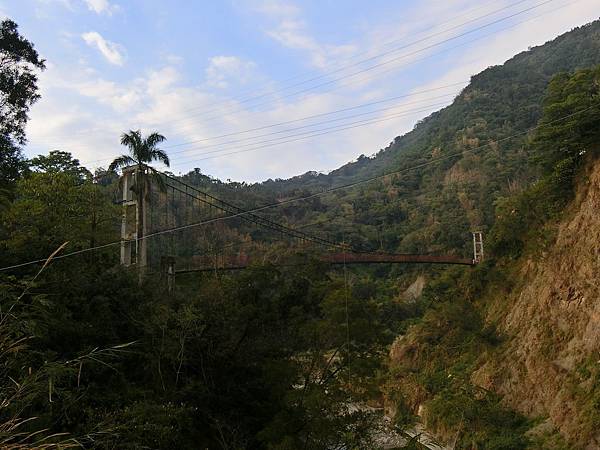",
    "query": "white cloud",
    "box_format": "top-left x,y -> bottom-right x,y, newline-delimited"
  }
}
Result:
255,0 -> 300,17
75,78 -> 142,111
81,31 -> 125,65
205,55 -> 257,88
254,0 -> 356,69
83,0 -> 119,15
23,0 -> 600,183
